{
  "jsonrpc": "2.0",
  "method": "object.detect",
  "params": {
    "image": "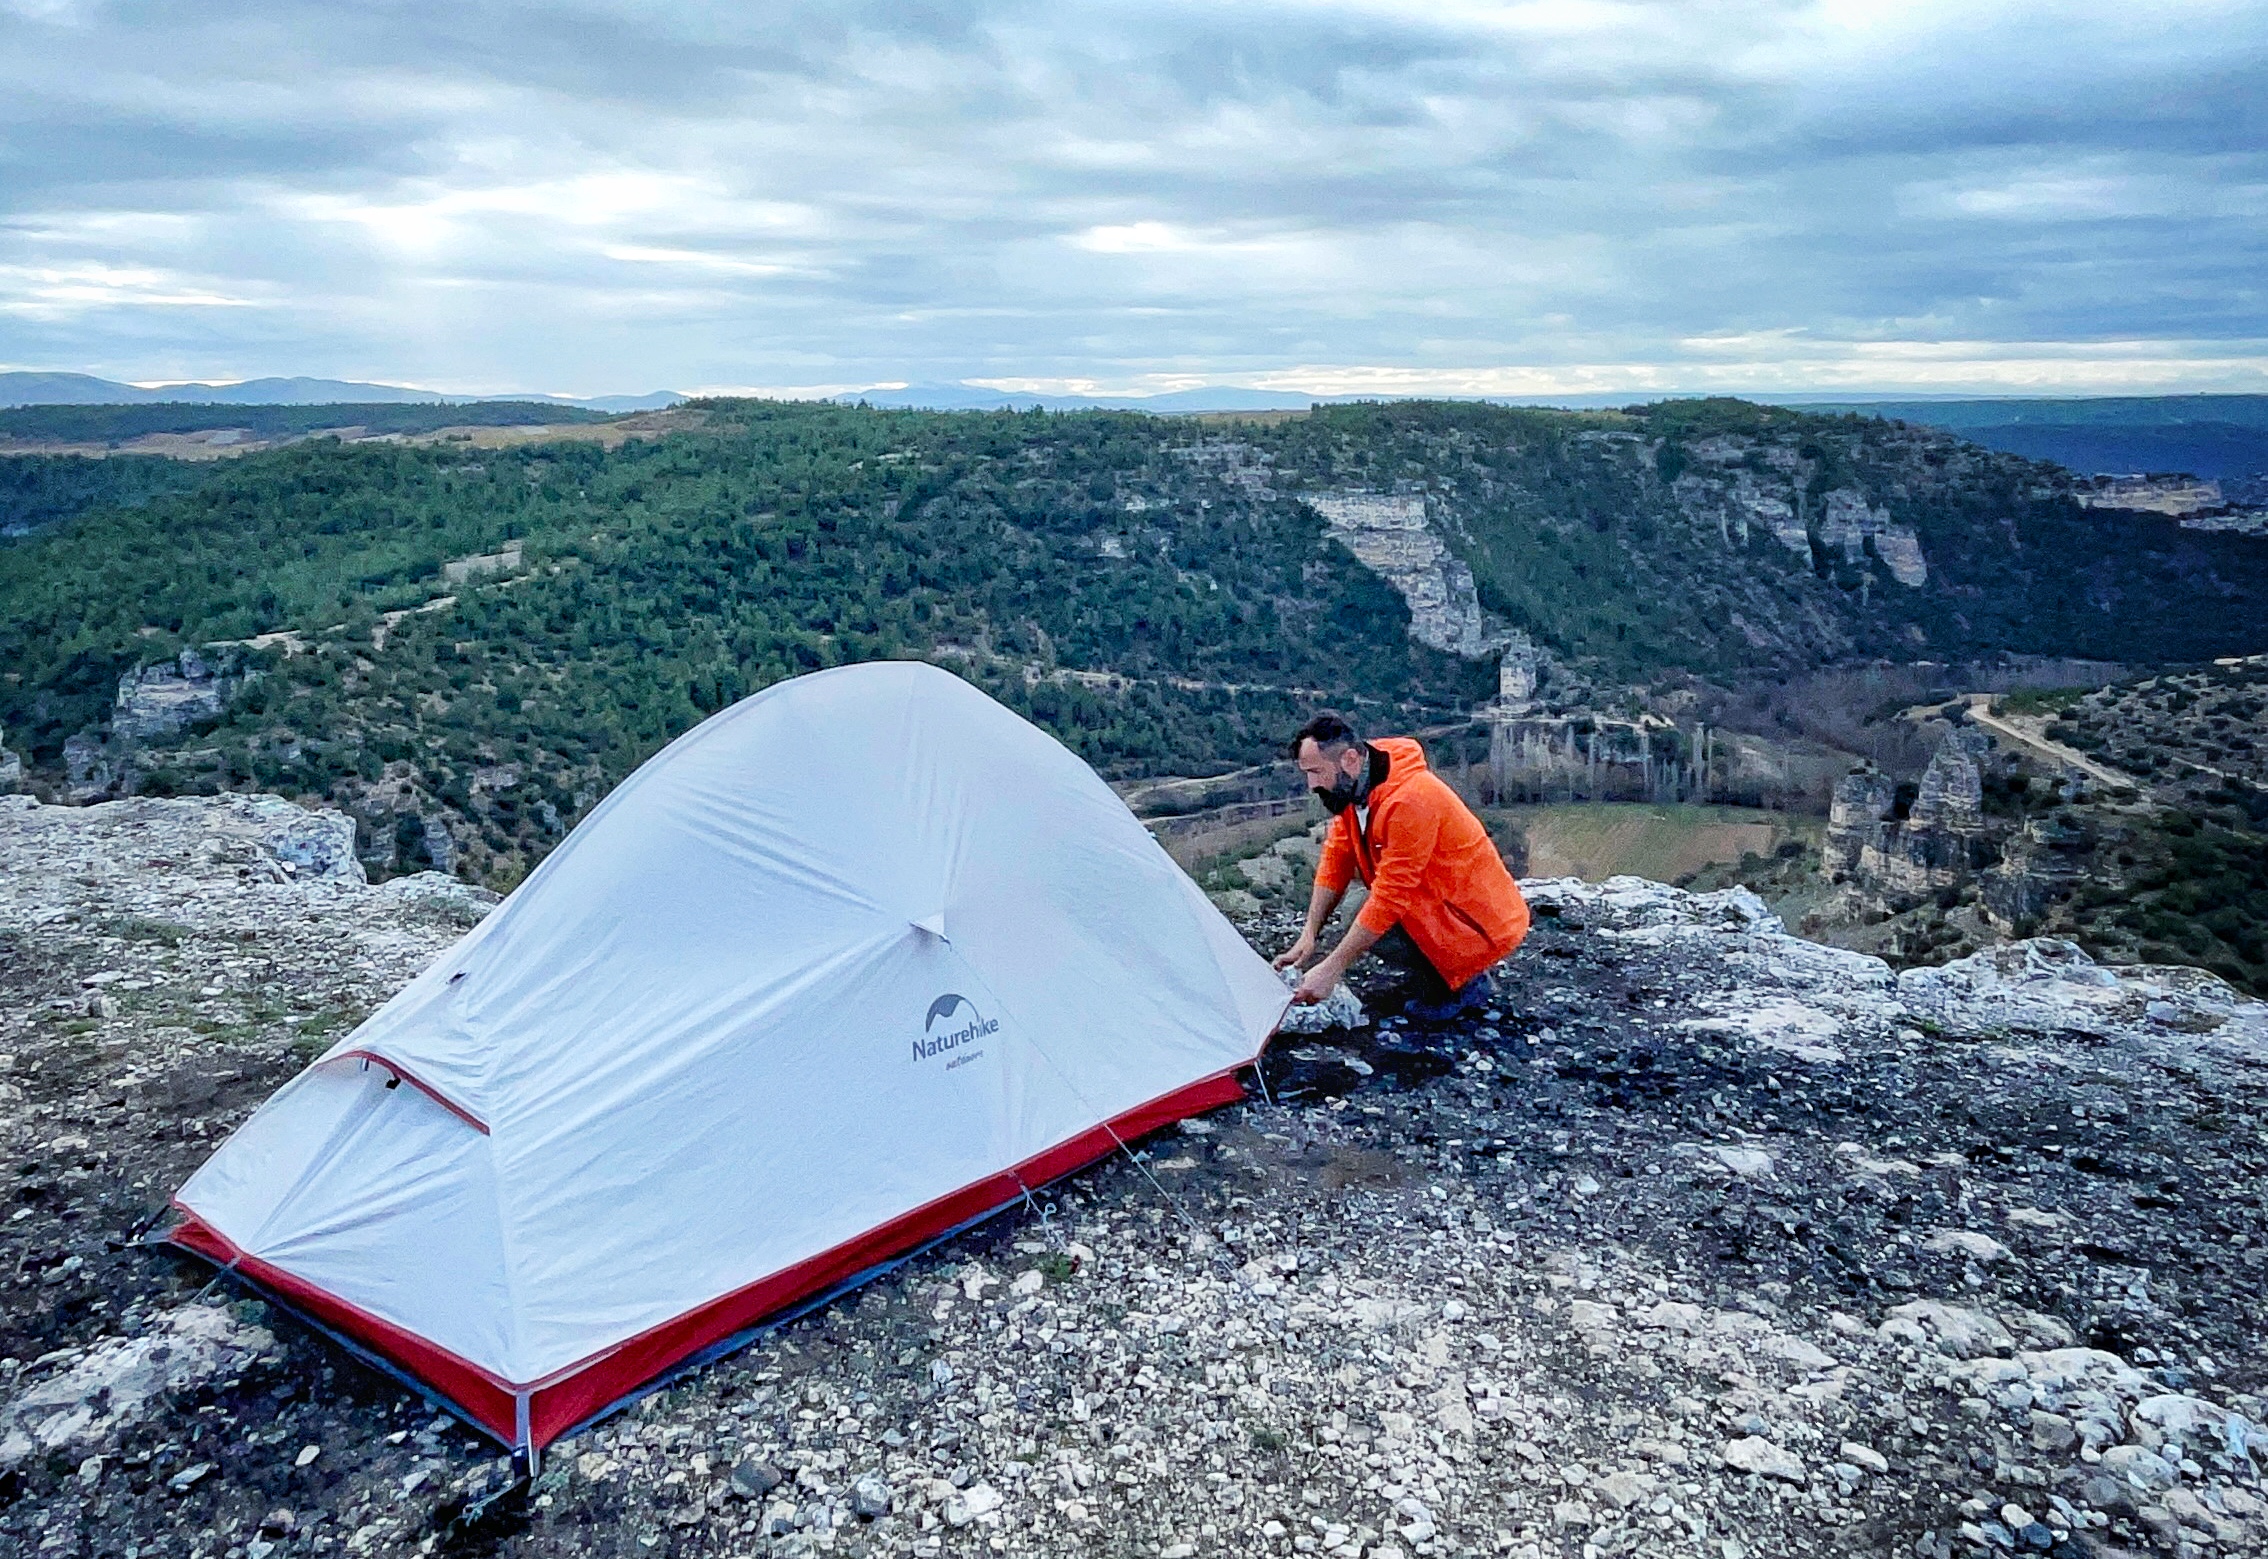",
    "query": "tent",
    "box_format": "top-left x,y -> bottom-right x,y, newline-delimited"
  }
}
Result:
170,661 -> 1289,1455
